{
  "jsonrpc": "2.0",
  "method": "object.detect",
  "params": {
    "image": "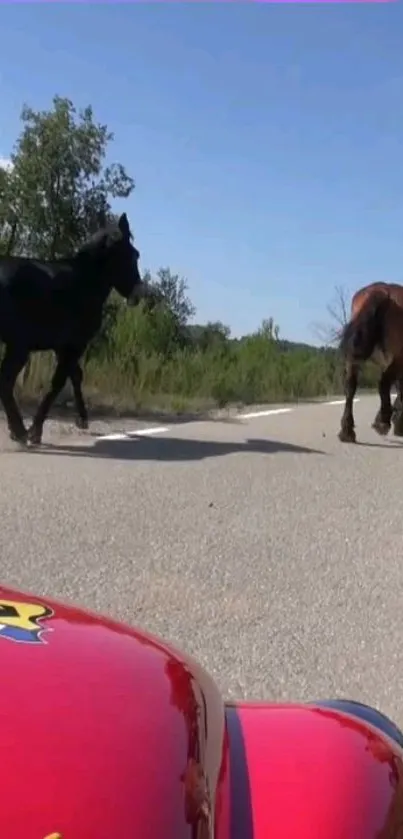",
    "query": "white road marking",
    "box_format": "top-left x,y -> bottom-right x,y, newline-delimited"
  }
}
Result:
241,407 -> 293,419
127,426 -> 169,437
95,397 -> 363,442
97,433 -> 129,442
97,426 -> 168,442
325,398 -> 360,406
